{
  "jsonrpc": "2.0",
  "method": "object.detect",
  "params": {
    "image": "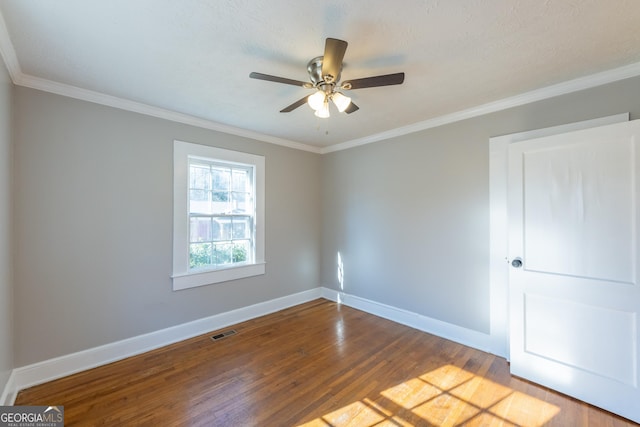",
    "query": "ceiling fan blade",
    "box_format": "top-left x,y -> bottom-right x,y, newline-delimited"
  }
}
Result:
322,38 -> 348,82
345,102 -> 359,114
342,72 -> 405,90
250,72 -> 310,87
280,96 -> 310,113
